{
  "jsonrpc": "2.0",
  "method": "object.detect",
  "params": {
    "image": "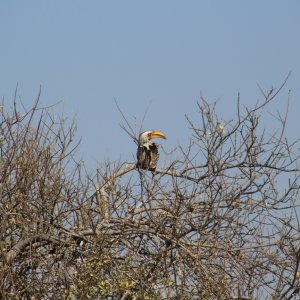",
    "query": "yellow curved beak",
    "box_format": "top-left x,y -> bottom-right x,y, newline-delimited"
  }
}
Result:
150,130 -> 167,140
